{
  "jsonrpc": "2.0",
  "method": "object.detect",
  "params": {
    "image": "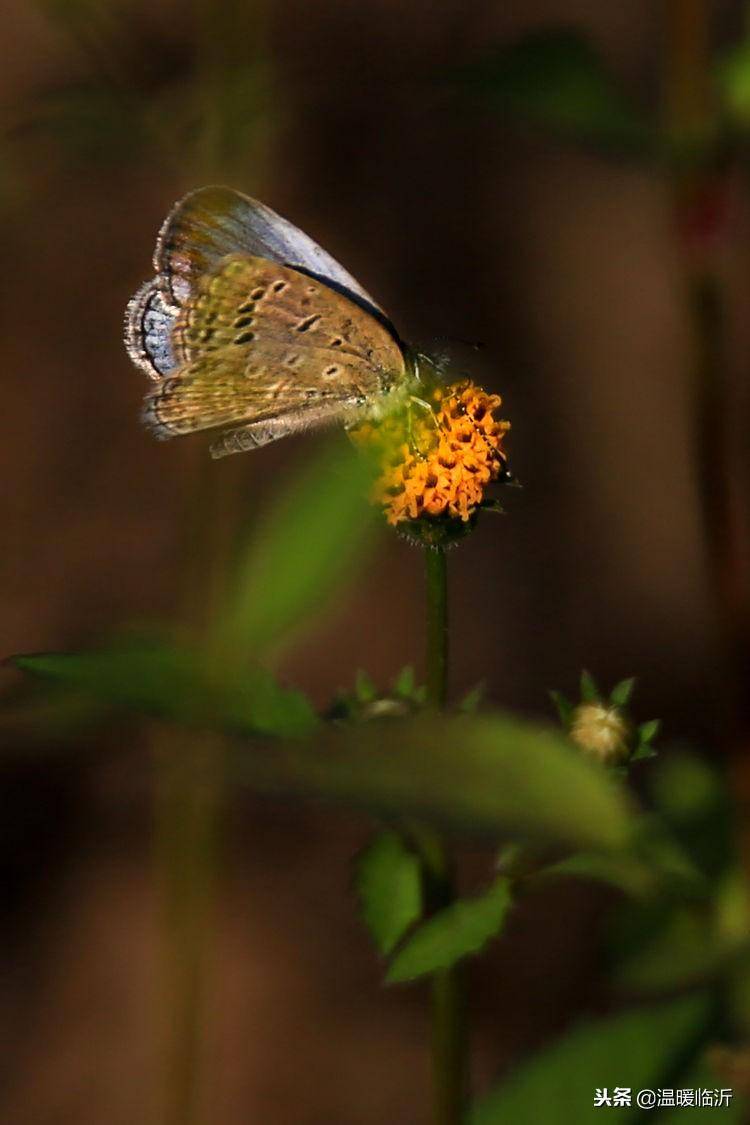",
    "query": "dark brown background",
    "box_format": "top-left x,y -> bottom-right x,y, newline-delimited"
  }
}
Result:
1,2 -> 747,1122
